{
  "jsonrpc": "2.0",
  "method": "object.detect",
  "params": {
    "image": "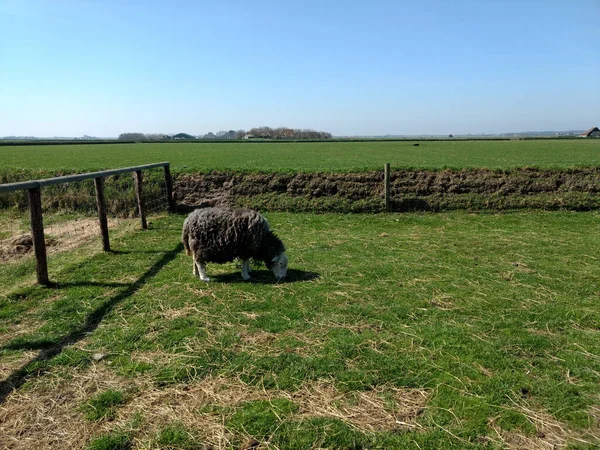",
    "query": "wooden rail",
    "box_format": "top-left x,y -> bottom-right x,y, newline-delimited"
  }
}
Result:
0,162 -> 173,285
0,162 -> 169,193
